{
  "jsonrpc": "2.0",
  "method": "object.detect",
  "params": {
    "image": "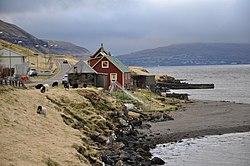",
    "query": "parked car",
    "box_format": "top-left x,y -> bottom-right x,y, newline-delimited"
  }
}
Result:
28,70 -> 38,76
